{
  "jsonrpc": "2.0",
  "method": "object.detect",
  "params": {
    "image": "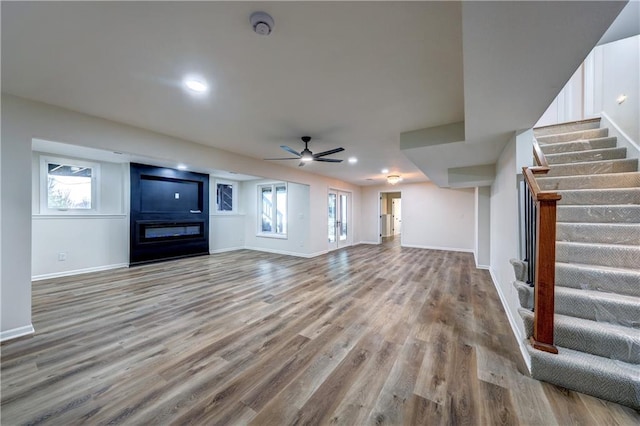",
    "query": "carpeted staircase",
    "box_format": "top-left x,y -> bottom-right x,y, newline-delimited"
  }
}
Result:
511,118 -> 640,409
